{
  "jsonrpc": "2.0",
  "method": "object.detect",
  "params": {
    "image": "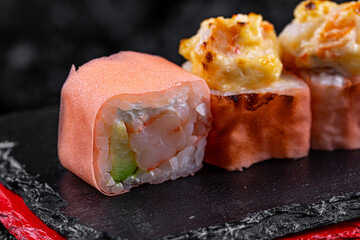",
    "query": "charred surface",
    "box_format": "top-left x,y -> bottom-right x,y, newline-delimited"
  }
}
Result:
225,94 -> 240,103
305,1 -> 316,10
281,95 -> 295,106
217,93 -> 278,110
215,93 -> 294,111
245,93 -> 276,111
